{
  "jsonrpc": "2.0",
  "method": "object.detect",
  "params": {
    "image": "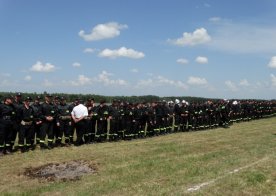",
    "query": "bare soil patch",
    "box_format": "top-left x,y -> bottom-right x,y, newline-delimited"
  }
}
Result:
24,160 -> 97,182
